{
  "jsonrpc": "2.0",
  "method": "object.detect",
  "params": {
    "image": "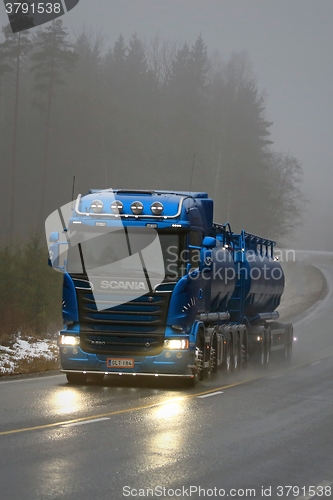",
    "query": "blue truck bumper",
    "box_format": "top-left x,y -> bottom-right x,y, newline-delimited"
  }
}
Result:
59,336 -> 195,377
